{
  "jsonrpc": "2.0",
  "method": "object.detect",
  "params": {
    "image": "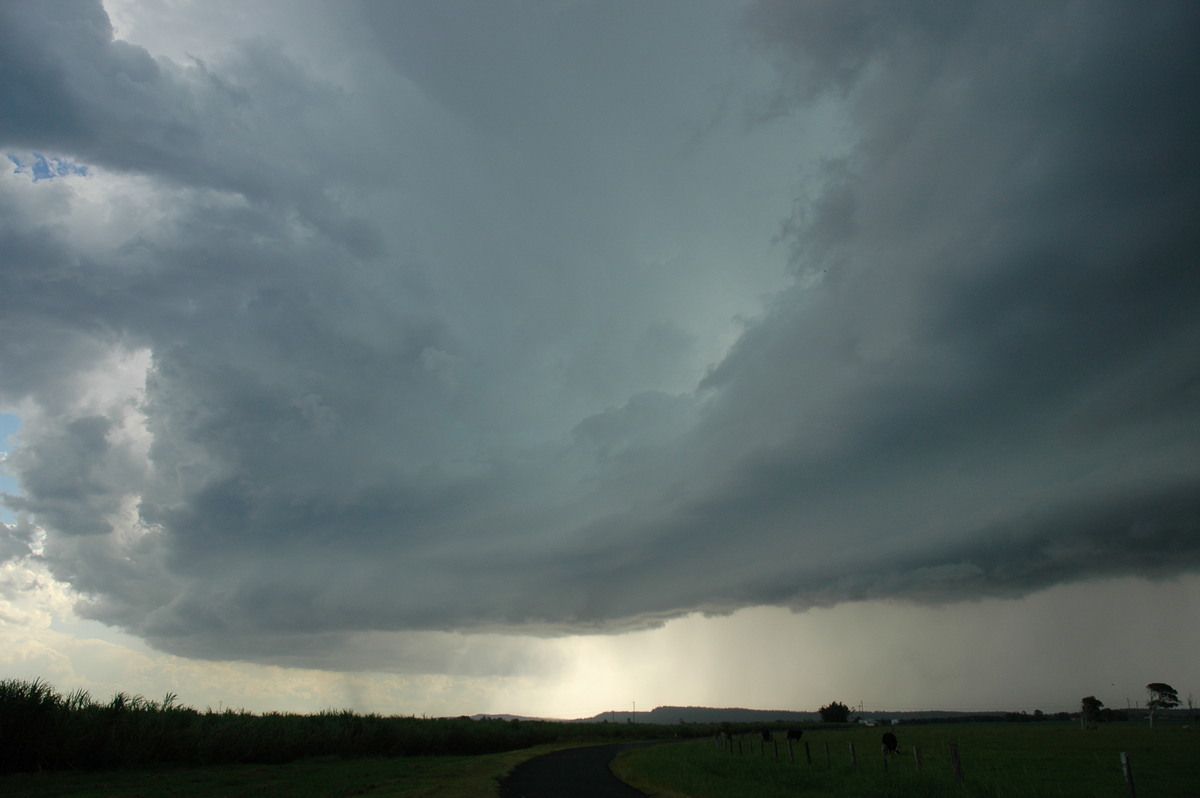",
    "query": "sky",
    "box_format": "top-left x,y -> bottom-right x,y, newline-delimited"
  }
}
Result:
1,0 -> 1198,719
